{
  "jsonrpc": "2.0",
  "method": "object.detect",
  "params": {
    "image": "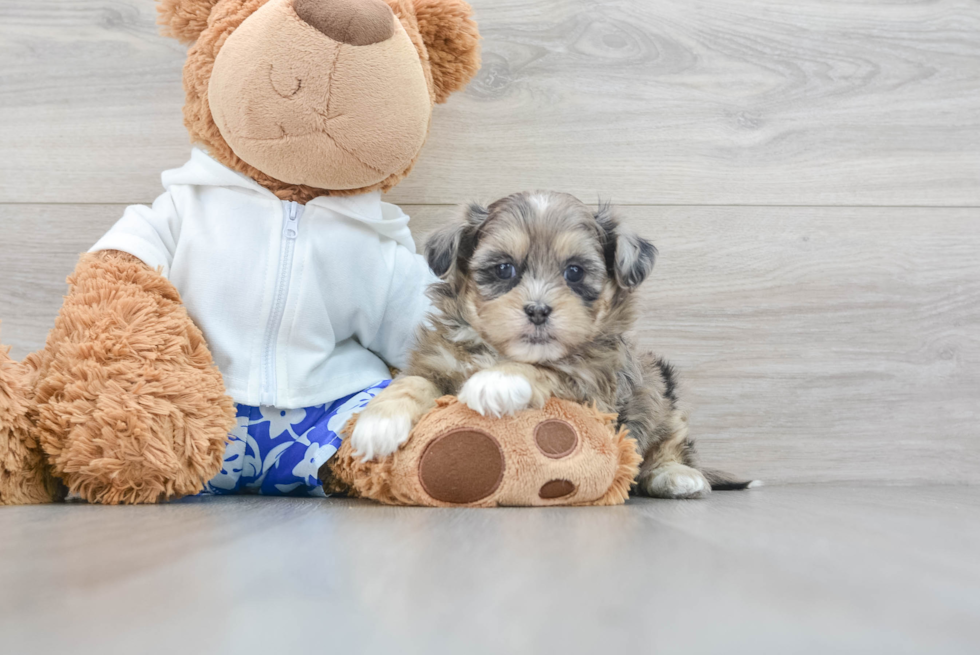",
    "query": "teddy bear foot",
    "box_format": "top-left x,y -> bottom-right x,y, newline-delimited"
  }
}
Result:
332,397 -> 642,507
